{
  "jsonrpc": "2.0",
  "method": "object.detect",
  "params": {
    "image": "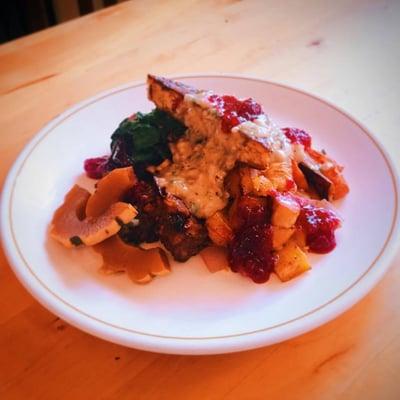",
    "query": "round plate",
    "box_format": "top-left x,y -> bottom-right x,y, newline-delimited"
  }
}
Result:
1,75 -> 399,355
